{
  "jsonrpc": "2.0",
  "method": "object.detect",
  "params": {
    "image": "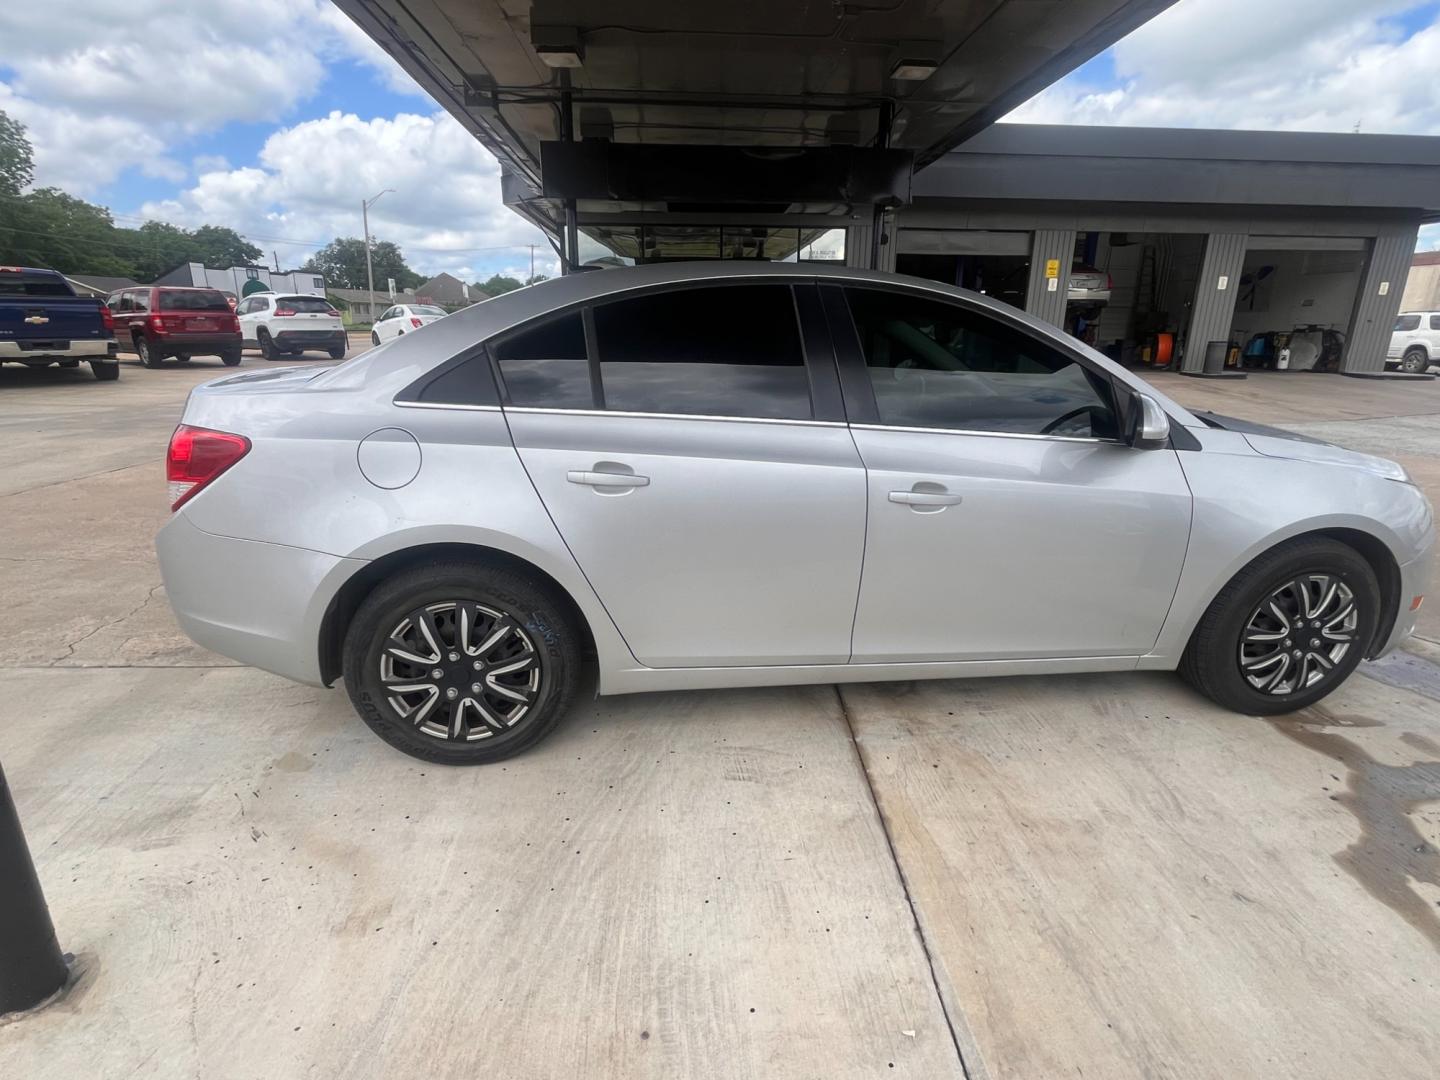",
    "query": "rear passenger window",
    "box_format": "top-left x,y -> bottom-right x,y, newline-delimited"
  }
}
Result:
592,284 -> 811,419
133,291 -> 150,313
1430,316 -> 1440,331
493,313 -> 592,409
